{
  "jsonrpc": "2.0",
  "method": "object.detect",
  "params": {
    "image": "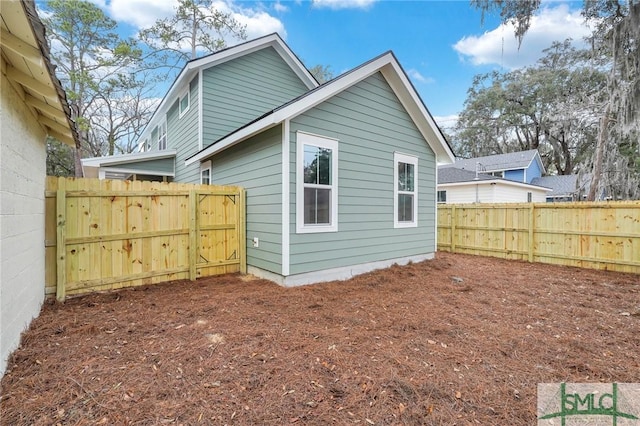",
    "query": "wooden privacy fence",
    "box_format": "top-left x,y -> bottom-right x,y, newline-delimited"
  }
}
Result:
437,202 -> 640,274
45,177 -> 246,300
